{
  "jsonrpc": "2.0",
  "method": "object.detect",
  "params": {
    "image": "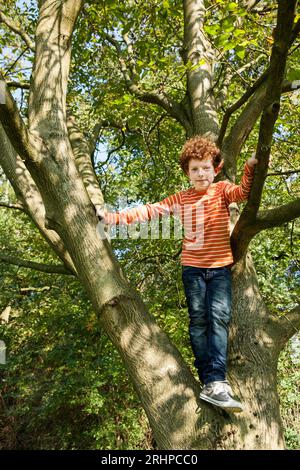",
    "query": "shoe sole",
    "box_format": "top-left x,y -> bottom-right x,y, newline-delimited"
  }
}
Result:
199,393 -> 243,413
